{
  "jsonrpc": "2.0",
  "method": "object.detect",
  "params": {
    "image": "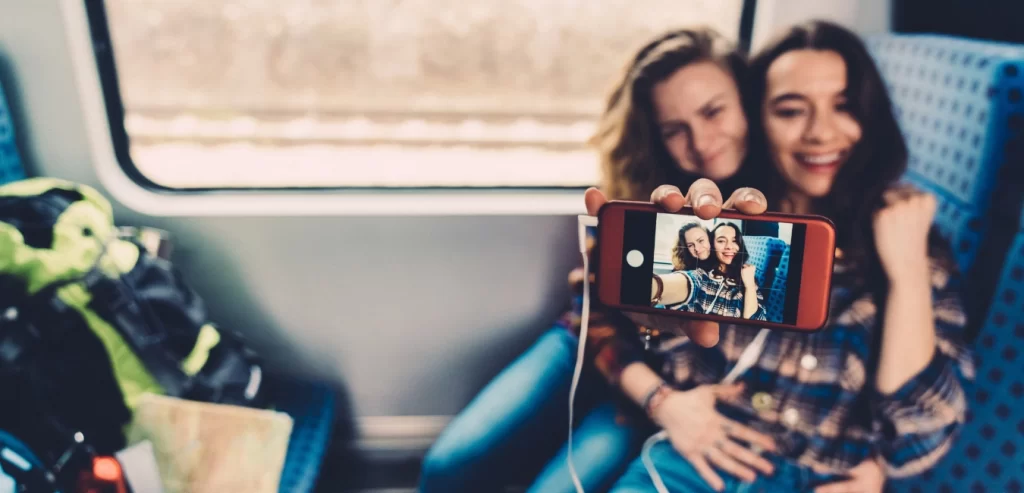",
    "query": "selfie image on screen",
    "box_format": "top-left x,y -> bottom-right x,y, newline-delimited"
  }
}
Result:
631,212 -> 805,325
